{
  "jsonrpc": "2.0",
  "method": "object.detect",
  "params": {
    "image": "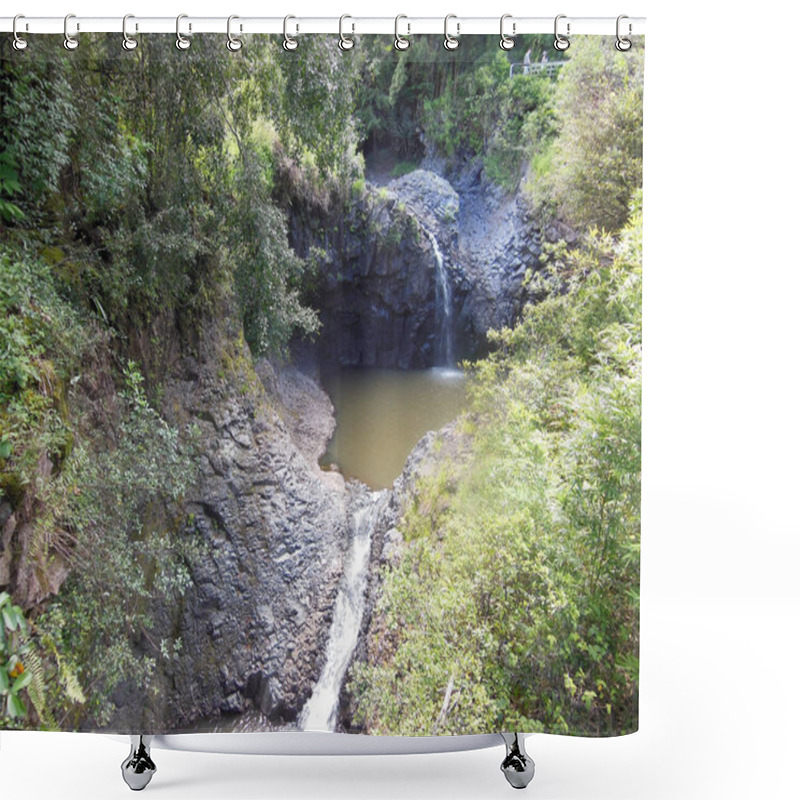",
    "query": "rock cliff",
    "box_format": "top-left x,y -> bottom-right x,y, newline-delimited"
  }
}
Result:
107,318 -> 352,731
289,168 -> 541,369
